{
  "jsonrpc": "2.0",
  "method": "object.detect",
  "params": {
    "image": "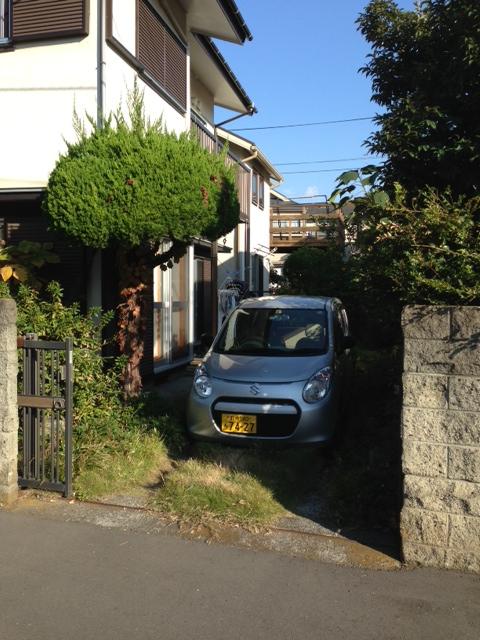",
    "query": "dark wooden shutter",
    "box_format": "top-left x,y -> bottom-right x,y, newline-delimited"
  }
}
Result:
164,26 -> 186,108
138,0 -> 186,109
12,0 -> 89,42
